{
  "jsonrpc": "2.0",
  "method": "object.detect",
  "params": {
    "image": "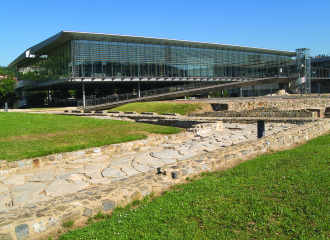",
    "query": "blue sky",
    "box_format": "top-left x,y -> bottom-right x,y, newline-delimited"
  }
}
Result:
1,0 -> 329,67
